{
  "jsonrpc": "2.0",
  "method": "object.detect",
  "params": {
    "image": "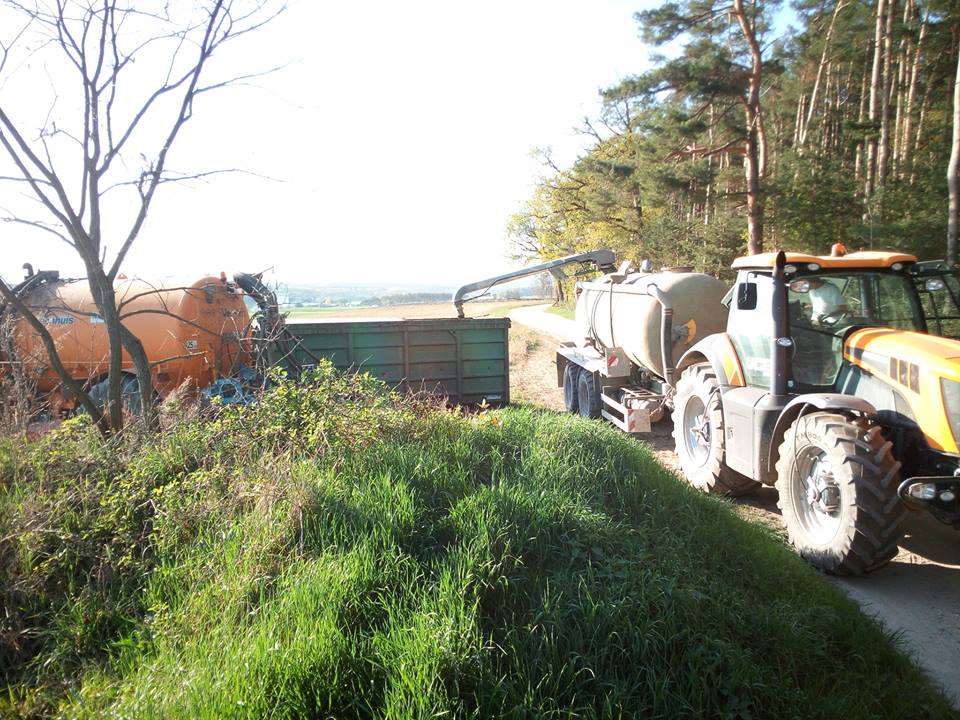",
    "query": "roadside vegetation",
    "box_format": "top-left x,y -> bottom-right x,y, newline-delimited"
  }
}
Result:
0,362 -> 954,719
546,304 -> 575,321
